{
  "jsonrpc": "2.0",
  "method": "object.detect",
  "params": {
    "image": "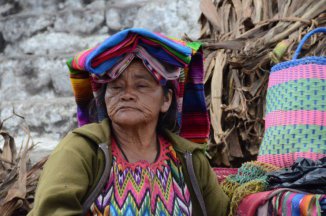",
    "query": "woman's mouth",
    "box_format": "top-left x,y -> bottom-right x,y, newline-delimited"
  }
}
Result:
118,106 -> 138,111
